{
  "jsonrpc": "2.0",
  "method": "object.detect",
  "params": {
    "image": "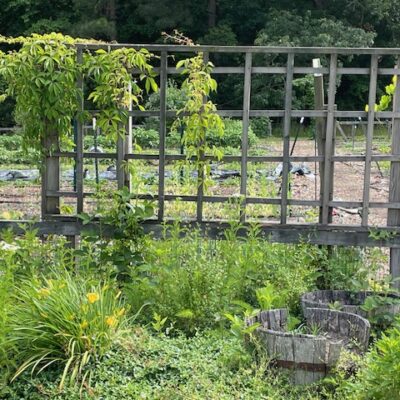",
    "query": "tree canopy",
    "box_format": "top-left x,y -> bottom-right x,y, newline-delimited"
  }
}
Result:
0,0 -> 399,126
